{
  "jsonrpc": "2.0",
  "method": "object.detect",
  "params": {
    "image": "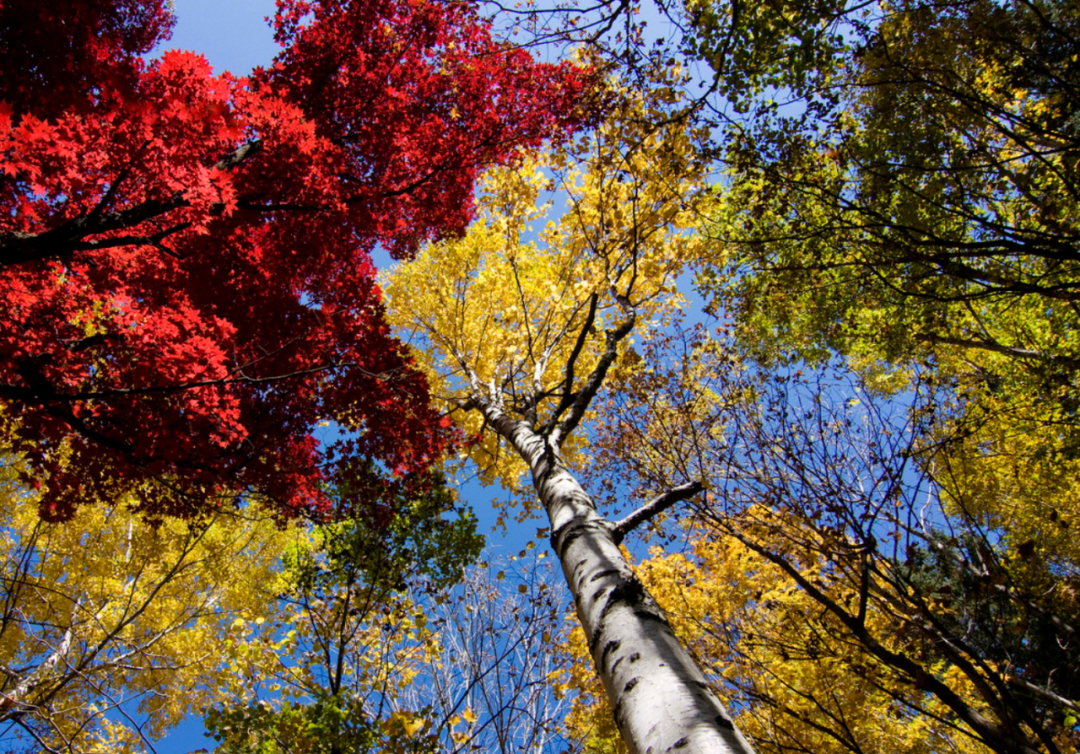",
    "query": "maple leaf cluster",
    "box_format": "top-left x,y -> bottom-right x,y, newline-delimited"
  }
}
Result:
0,0 -> 590,521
